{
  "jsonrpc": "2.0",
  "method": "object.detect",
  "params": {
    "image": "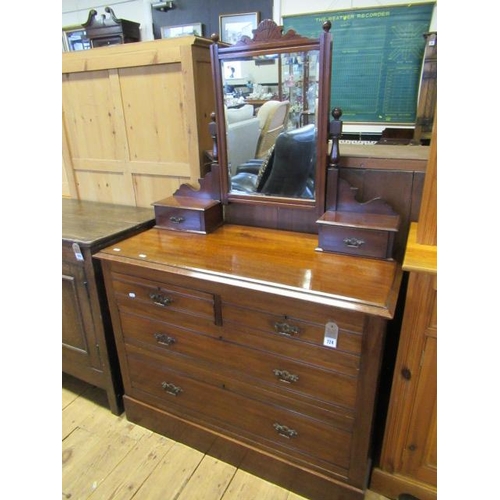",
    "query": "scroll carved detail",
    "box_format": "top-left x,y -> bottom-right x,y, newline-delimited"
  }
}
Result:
235,19 -> 308,46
